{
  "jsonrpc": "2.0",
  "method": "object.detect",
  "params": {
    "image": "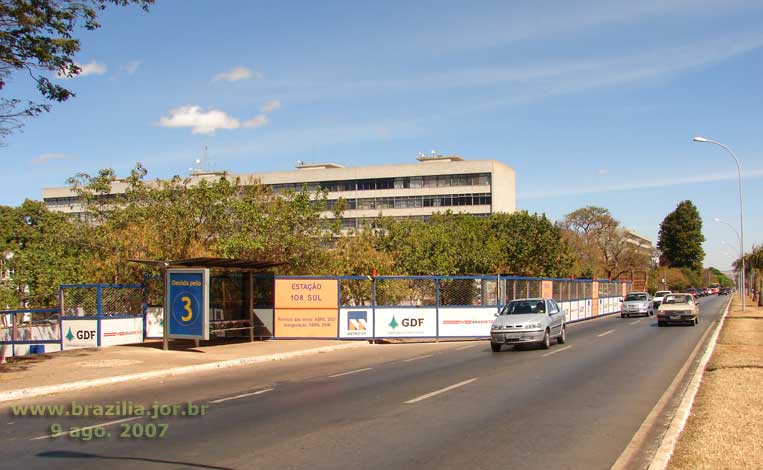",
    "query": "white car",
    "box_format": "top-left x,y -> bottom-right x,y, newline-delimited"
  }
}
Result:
490,298 -> 566,352
653,290 -> 672,309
